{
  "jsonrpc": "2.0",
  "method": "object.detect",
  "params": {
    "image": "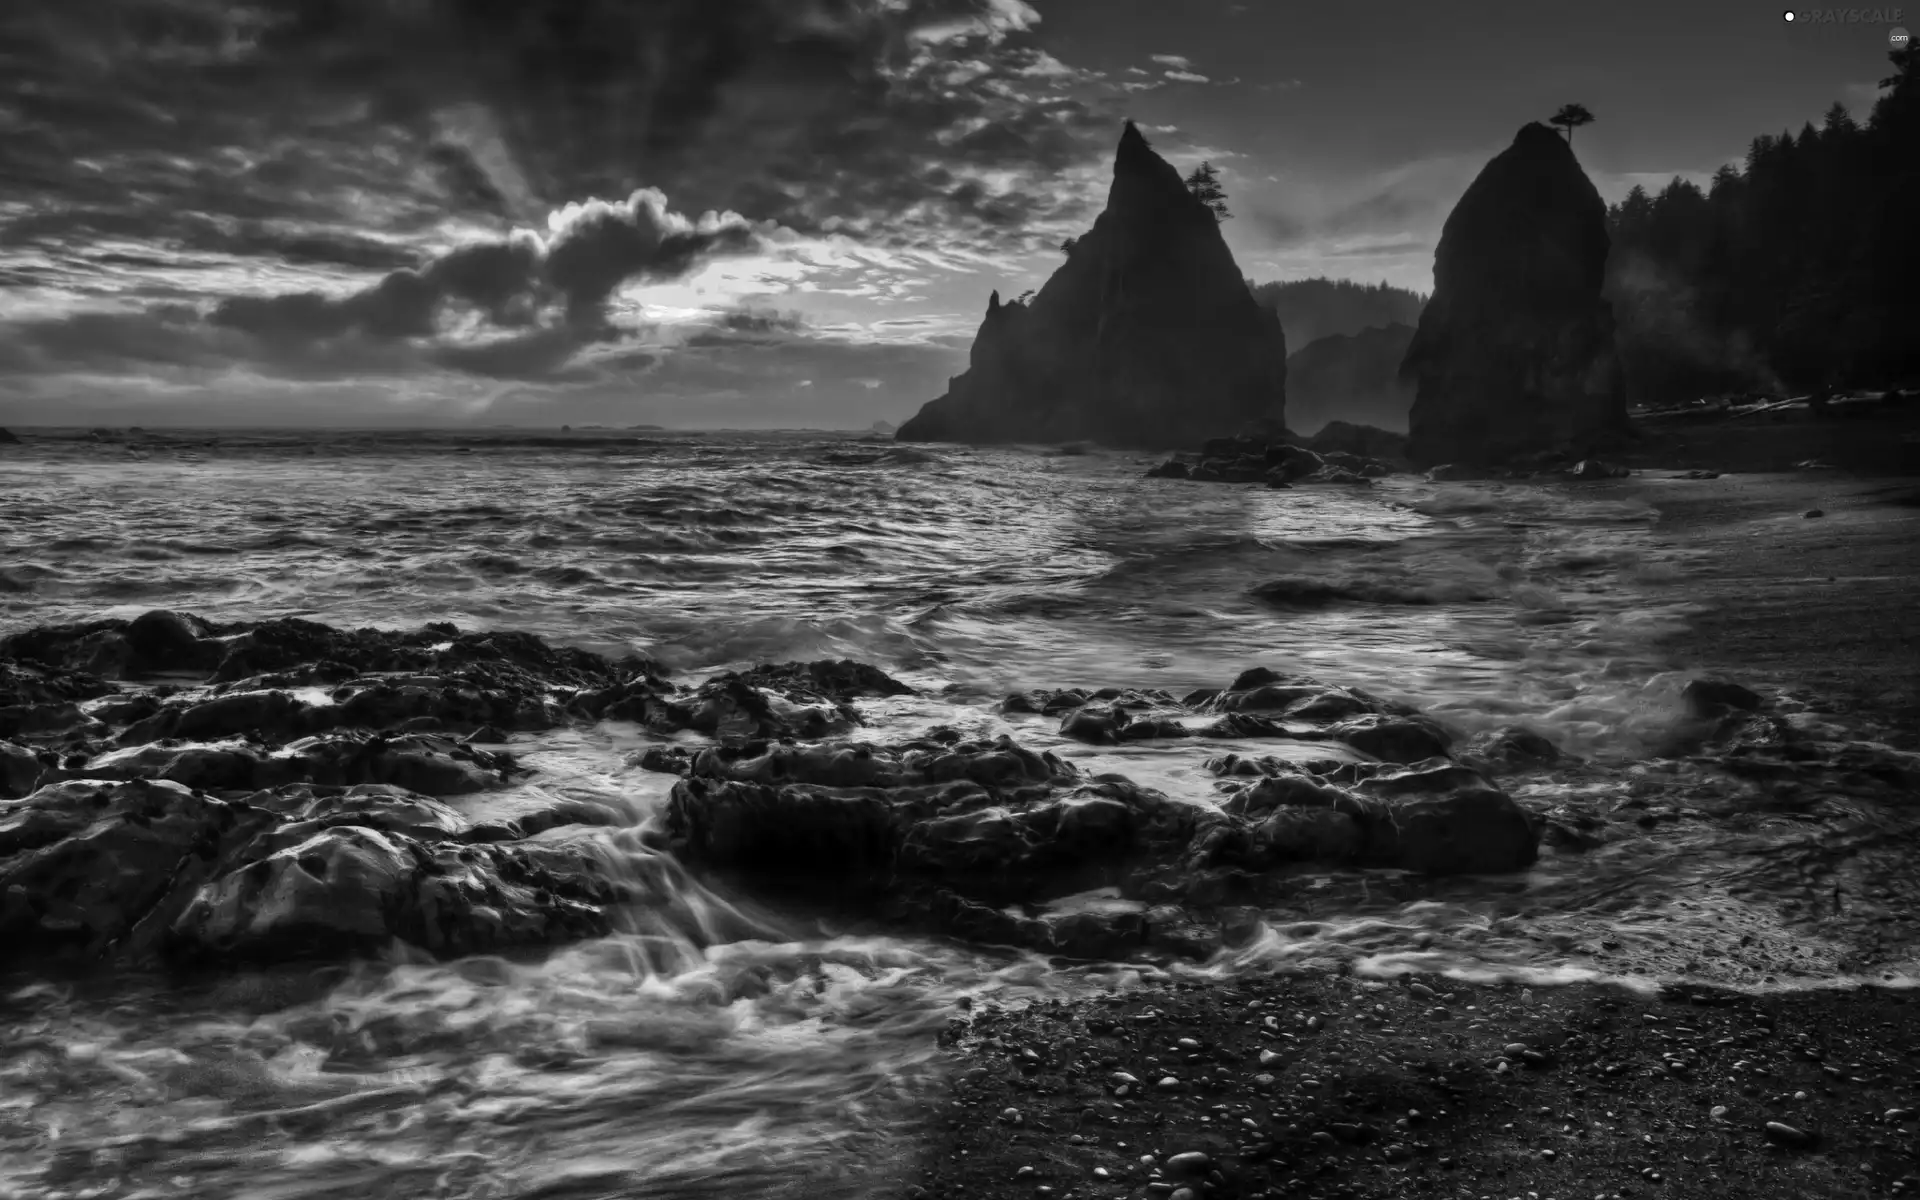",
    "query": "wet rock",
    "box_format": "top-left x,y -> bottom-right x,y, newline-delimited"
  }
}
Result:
0,779 -> 275,960
1,741 -> 47,798
731,659 -> 914,702
1568,459 -> 1631,480
1144,906 -> 1223,959
1681,677 -> 1764,719
170,823 -> 628,962
1327,713 -> 1453,763
1146,459 -> 1192,479
1,776 -> 645,968
1061,705 -> 1129,745
1425,463 -> 1486,482
0,427 -> 18,444
1354,759 -> 1491,796
1402,123 -> 1628,467
1461,725 -> 1562,772
40,732 -> 517,796
897,122 -> 1287,448
124,610 -> 224,674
